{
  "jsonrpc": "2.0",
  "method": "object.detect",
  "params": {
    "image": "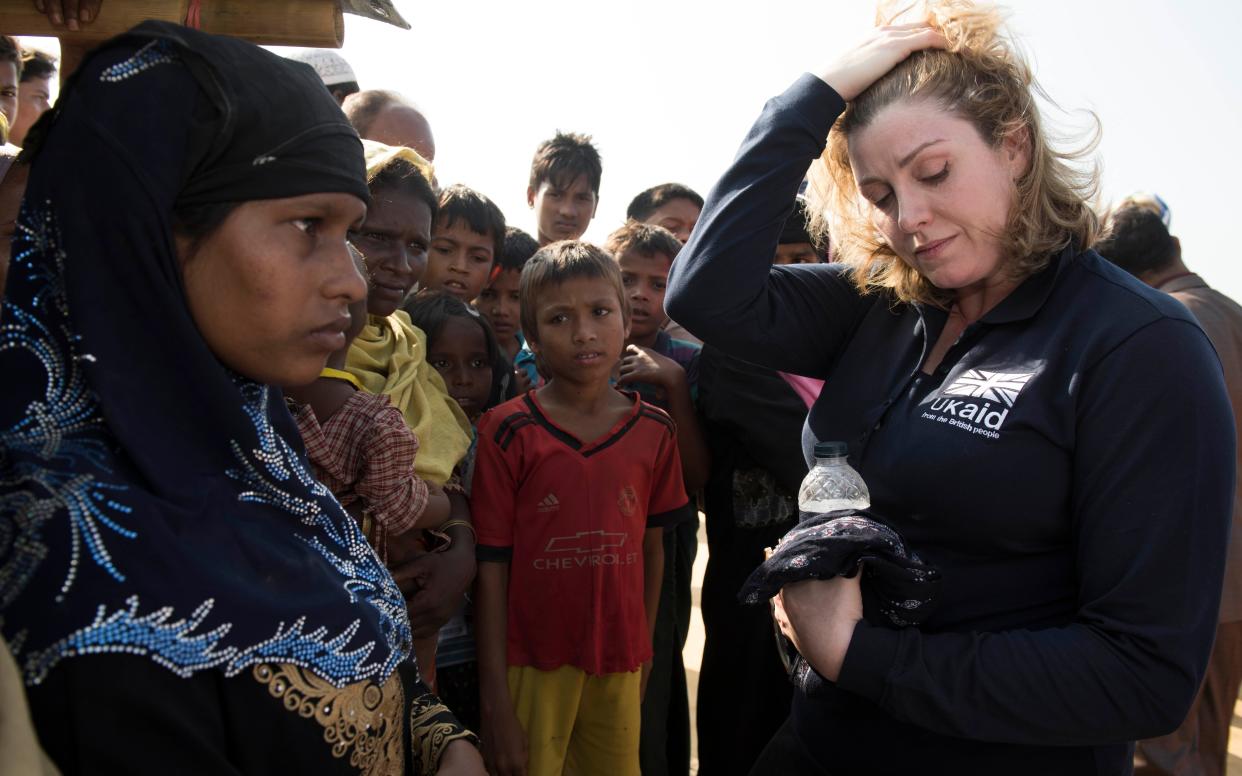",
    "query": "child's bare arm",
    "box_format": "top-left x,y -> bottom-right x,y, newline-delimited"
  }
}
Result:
393,492 -> 476,639
476,561 -> 528,776
618,346 -> 711,492
415,485 -> 452,529
283,375 -> 355,425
